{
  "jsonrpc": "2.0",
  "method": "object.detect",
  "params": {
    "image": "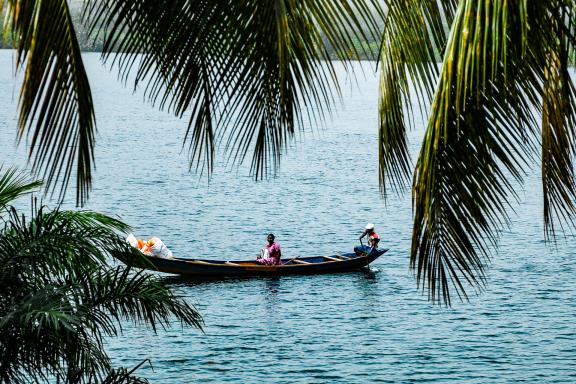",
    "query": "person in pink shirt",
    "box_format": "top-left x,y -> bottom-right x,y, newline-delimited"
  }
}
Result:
256,233 -> 282,265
